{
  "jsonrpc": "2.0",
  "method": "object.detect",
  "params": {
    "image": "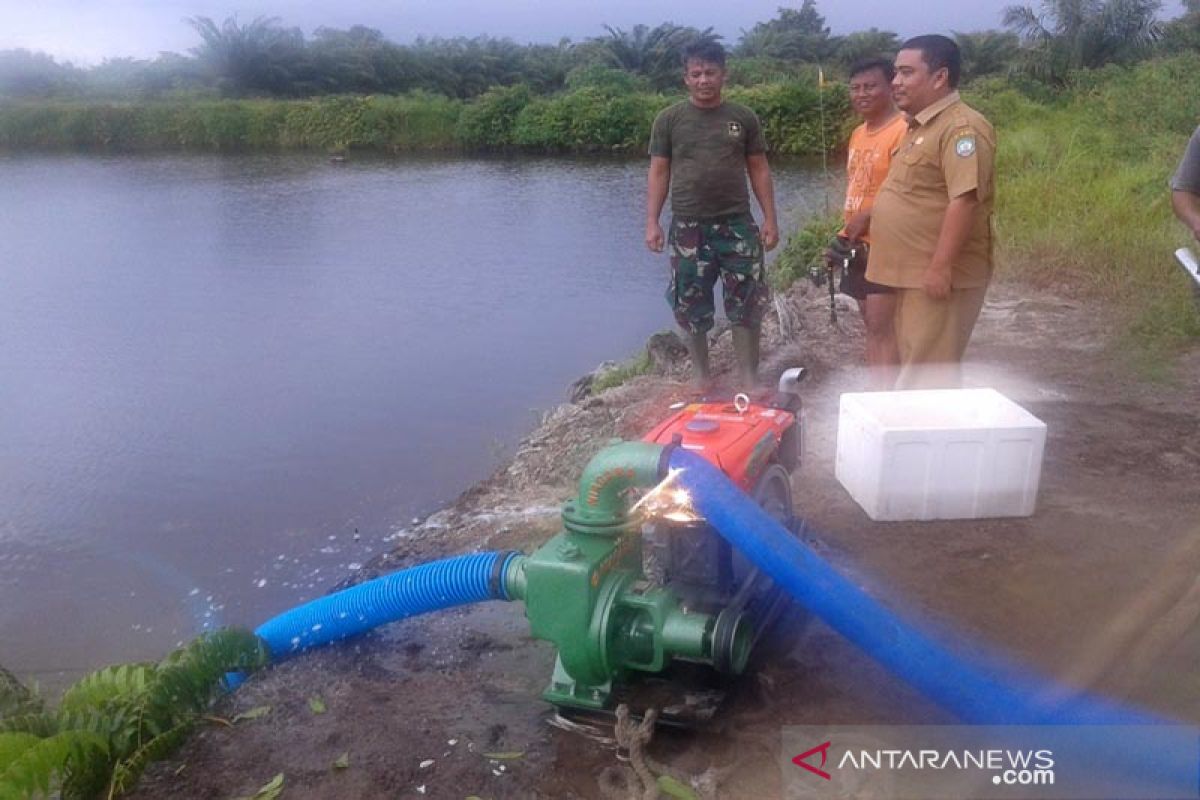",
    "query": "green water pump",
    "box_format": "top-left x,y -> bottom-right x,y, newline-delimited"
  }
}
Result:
501,441 -> 756,710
